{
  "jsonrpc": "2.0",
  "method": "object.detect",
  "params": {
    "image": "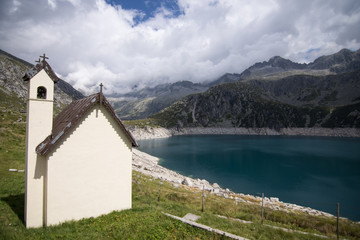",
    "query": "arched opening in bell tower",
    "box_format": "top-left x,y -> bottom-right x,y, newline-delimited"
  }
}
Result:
37,86 -> 47,99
